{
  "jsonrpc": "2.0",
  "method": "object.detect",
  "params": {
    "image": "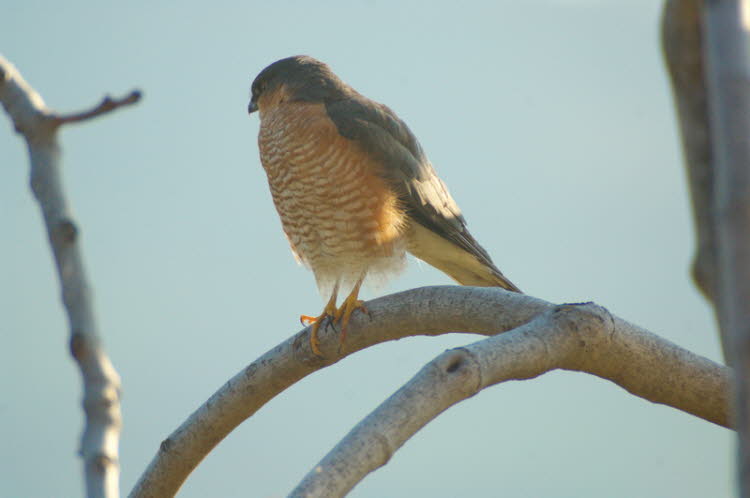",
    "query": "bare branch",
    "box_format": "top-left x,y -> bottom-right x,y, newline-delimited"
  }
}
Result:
53,91 -> 142,126
0,55 -> 137,498
129,288 -> 730,498
291,302 -> 731,497
702,0 -> 750,493
661,0 -> 718,307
